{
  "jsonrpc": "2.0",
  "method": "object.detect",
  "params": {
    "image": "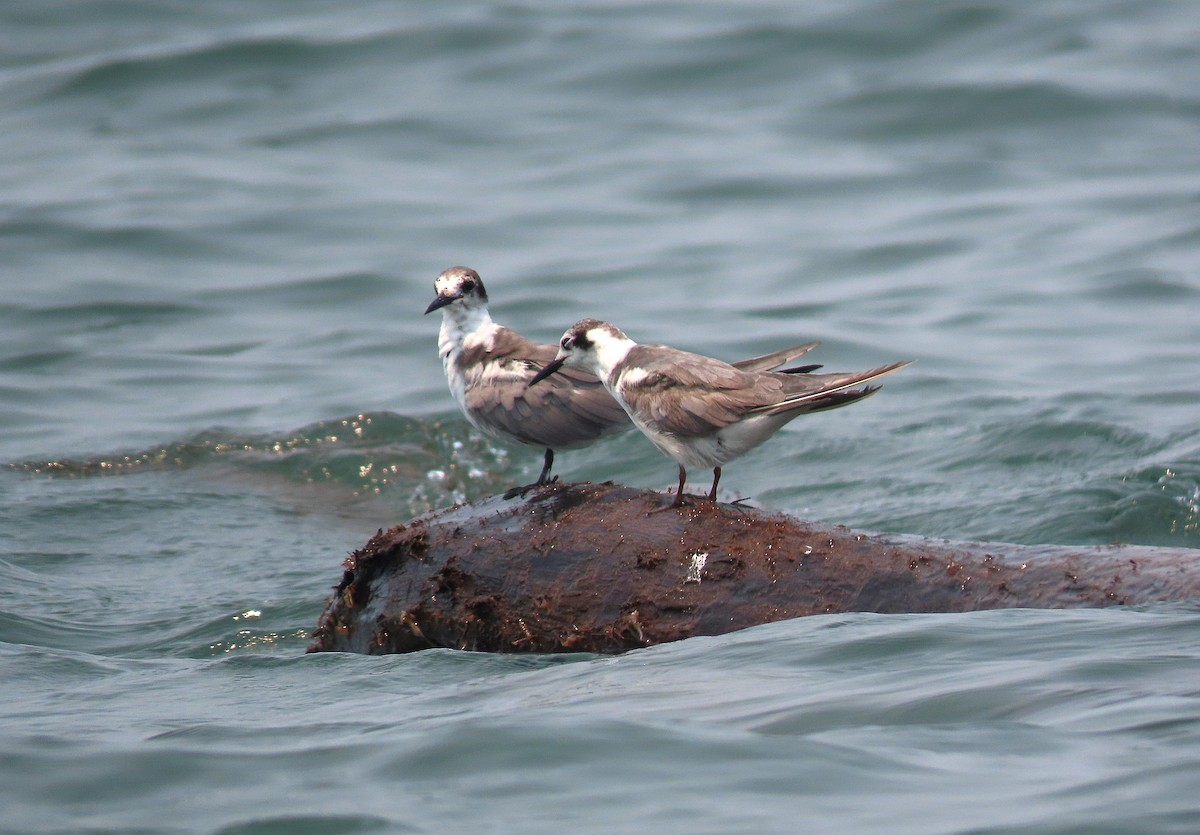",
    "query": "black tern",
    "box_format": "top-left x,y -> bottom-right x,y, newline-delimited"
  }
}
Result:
426,267 -> 629,488
530,318 -> 911,508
